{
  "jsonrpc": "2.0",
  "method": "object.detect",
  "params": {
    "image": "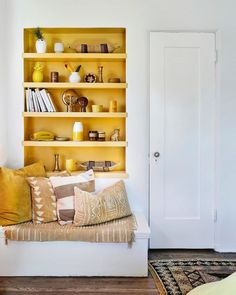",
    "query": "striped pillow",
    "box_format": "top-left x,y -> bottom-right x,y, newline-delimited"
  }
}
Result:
49,170 -> 95,225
